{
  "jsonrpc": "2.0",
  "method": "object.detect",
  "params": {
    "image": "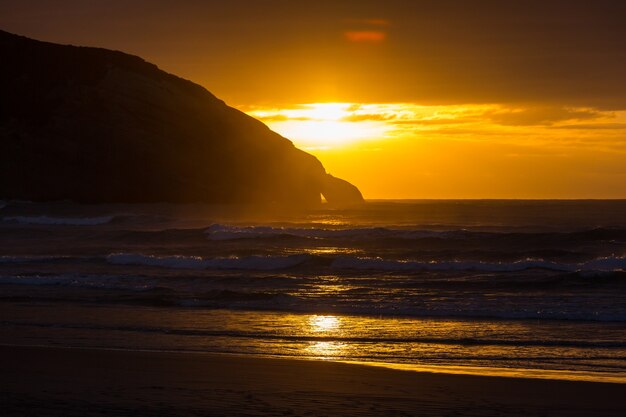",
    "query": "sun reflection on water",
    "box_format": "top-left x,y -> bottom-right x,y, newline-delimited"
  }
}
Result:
306,315 -> 346,358
309,315 -> 341,332
306,341 -> 347,358
302,247 -> 362,256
